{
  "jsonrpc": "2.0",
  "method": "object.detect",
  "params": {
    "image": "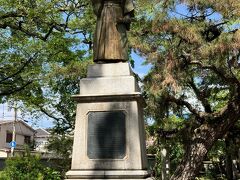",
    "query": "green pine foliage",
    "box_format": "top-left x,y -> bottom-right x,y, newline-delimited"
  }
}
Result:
132,0 -> 240,179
